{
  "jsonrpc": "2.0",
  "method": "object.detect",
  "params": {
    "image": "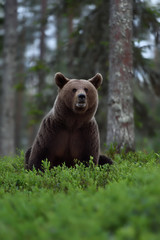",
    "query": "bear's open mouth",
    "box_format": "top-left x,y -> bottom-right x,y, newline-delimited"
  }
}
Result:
75,102 -> 86,108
